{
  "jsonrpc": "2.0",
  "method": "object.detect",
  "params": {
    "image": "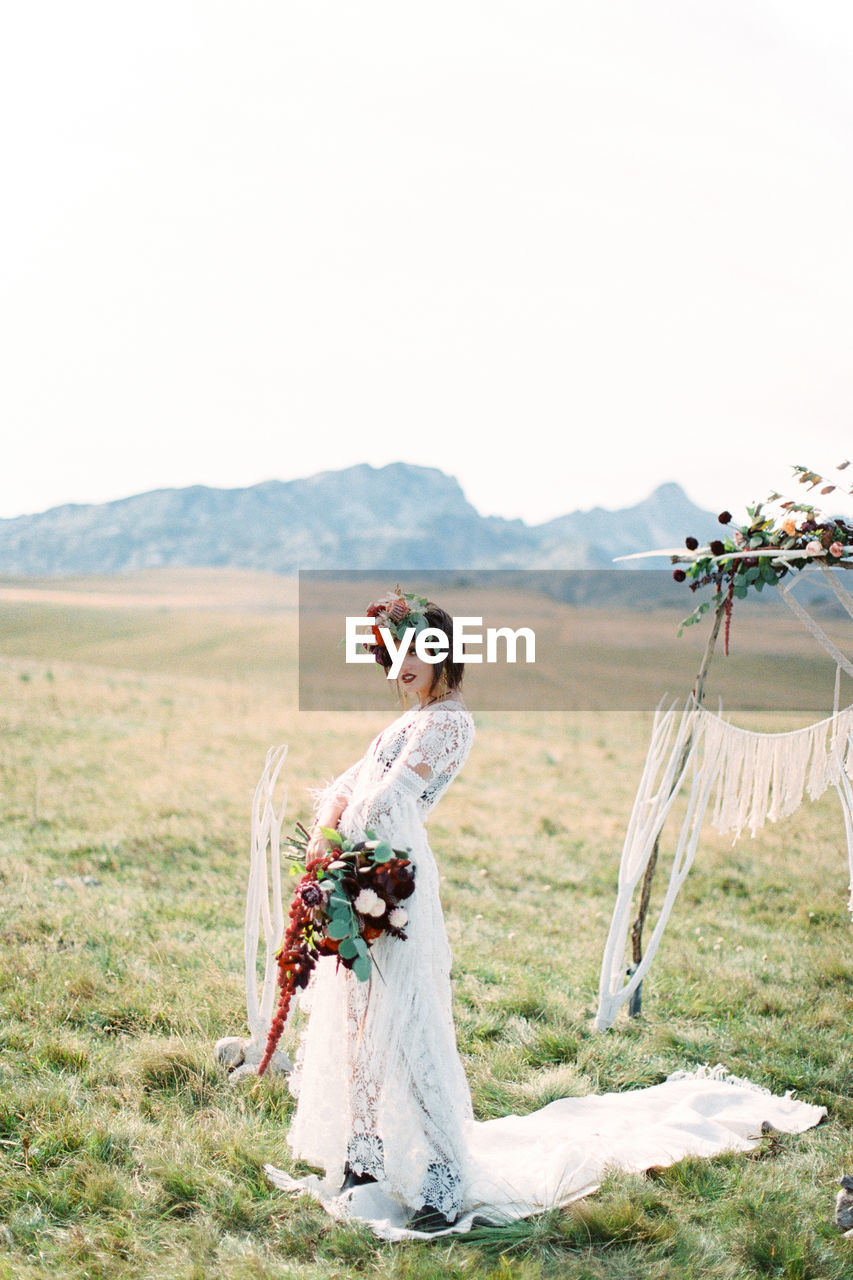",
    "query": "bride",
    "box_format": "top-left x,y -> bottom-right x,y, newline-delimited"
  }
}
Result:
267,589 -> 826,1240
285,591 -> 476,1231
